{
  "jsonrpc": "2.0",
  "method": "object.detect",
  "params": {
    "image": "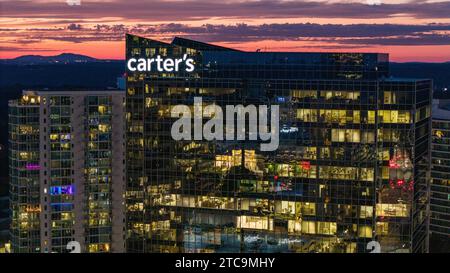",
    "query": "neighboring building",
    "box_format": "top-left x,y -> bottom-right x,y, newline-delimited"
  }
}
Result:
0,196 -> 8,249
125,34 -> 432,253
8,90 -> 126,253
430,99 -> 450,237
